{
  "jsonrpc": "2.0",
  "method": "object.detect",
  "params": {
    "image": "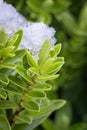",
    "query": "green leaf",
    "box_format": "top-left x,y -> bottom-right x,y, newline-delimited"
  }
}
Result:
27,0 -> 42,12
0,100 -> 17,109
22,99 -> 66,119
54,57 -> 64,62
41,56 -> 64,74
26,91 -> 46,99
3,83 -> 23,95
26,51 -> 38,68
33,99 -> 66,119
50,44 -> 62,57
29,67 -> 39,75
8,75 -> 26,89
0,90 -> 7,99
0,115 -> 11,130
6,34 -> 19,47
13,30 -> 23,50
0,46 -> 15,57
38,39 -> 50,68
0,73 -> 9,85
42,118 -> 55,130
32,83 -> 52,91
16,114 -> 32,124
3,49 -> 26,64
37,74 -> 59,81
42,57 -> 64,75
50,0 -> 70,13
0,109 -> 6,116
12,116 -> 47,130
23,54 -> 30,69
55,103 -> 72,130
43,99 -> 65,113
0,29 -> 8,48
49,50 -> 55,57
44,62 -> 64,75
54,44 -> 62,56
16,66 -> 32,83
0,63 -> 15,70
40,58 -> 54,74
21,100 -> 40,112
38,13 -> 52,24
